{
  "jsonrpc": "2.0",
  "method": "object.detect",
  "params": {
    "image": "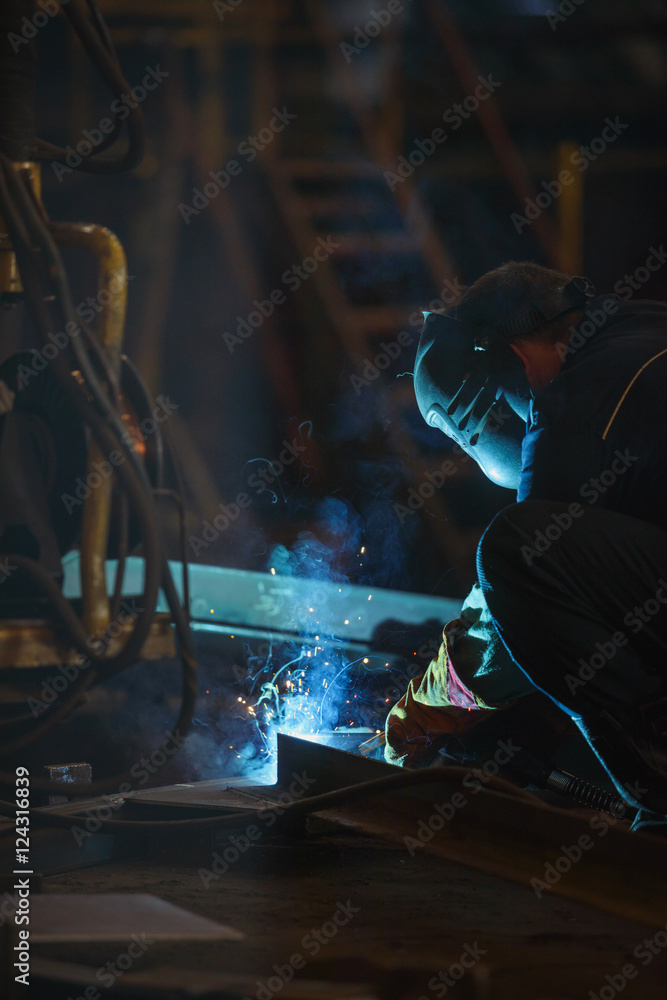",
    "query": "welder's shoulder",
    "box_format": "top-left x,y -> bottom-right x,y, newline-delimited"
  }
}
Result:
547,301 -> 667,428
